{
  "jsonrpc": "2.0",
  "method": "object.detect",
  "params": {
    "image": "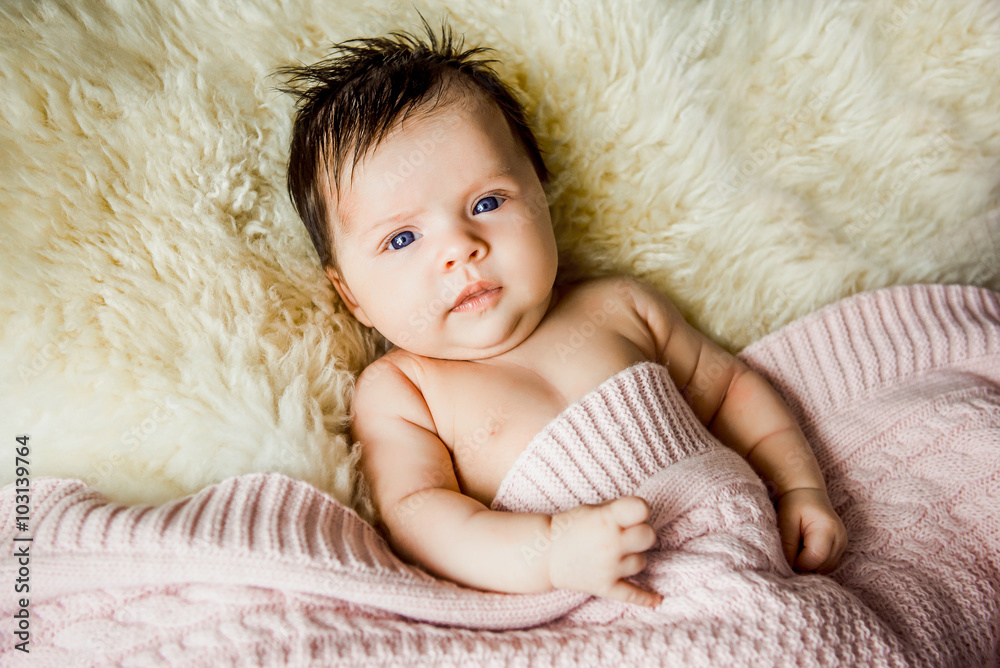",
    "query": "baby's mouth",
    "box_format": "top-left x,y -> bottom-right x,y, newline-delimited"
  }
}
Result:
451,281 -> 502,312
